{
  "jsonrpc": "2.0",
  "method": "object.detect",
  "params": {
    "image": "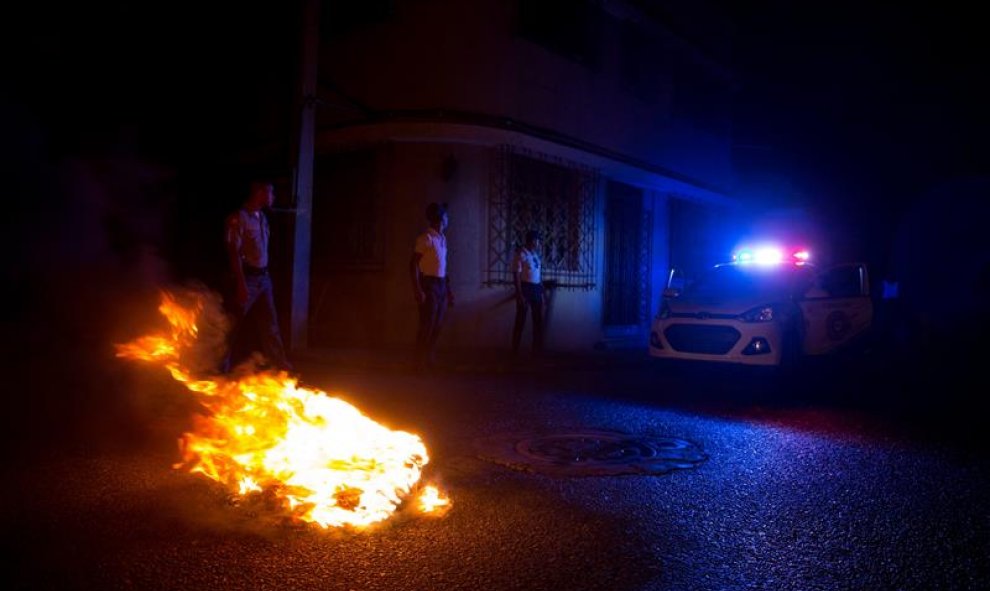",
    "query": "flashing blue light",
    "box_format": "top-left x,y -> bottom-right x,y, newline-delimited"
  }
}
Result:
733,245 -> 811,265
